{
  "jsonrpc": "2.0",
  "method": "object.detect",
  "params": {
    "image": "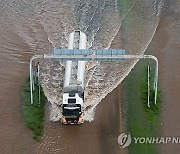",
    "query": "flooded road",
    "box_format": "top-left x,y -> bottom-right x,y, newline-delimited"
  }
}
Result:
1,0 -> 177,153
35,86 -> 122,154
147,0 -> 180,153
